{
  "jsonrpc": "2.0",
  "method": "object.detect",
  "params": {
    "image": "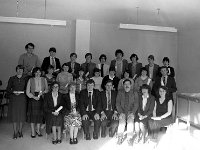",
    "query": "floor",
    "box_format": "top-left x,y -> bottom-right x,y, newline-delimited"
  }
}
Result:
0,118 -> 200,150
